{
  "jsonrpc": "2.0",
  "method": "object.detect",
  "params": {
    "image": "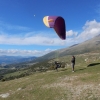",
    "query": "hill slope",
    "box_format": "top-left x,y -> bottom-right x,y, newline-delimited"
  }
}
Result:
0,54 -> 100,100
59,34 -> 100,56
31,34 -> 100,62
